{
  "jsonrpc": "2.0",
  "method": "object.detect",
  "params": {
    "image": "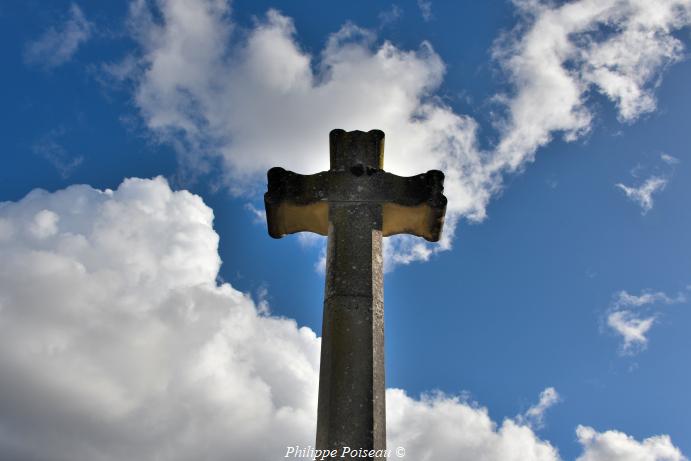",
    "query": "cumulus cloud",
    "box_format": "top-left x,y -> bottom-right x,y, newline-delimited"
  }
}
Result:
387,390 -> 560,461
0,179 -> 686,460
28,209 -> 60,239
576,425 -> 687,461
616,176 -> 667,214
0,177 -> 319,460
113,0 -> 691,268
24,3 -> 92,69
606,289 -> 686,354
